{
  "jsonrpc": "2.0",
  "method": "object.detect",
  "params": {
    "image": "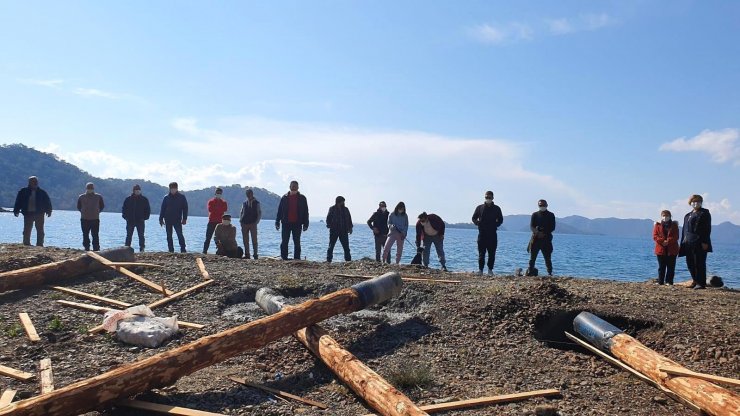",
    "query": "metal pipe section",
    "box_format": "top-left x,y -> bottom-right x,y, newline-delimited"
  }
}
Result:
573,311 -> 623,351
350,272 -> 403,309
